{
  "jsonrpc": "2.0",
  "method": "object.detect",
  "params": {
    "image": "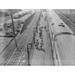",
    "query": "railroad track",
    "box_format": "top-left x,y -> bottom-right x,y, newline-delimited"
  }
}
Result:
1,10 -> 41,65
